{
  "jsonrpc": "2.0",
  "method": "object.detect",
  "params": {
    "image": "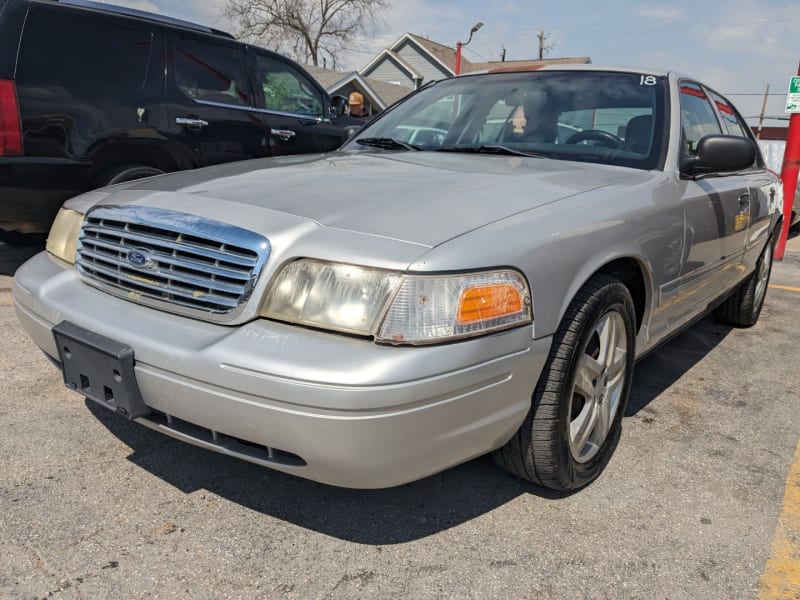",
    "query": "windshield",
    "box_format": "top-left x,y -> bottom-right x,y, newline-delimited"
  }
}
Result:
344,70 -> 668,170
